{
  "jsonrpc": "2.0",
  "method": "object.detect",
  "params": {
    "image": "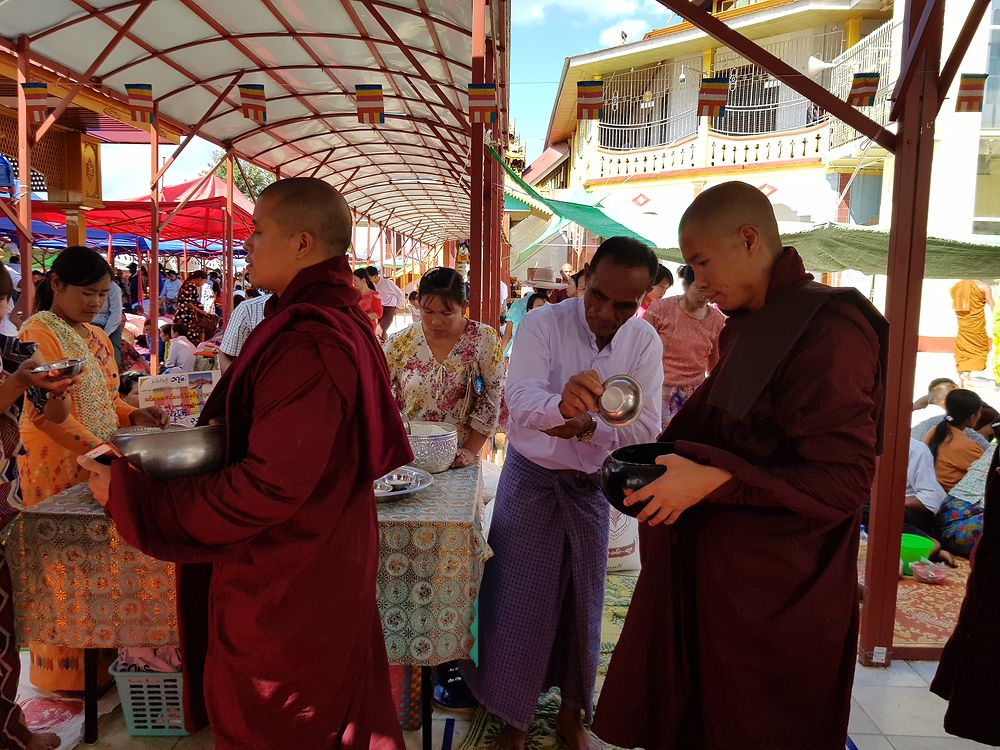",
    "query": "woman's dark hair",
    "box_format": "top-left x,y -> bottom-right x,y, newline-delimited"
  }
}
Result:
36,246 -> 112,312
570,270 -> 585,286
526,292 -> 548,311
928,388 -> 982,460
589,236 -> 658,281
0,264 -> 14,300
160,323 -> 172,338
653,265 -> 674,288
677,264 -> 696,286
408,290 -> 418,302
353,267 -> 376,291
418,267 -> 466,308
172,321 -> 189,338
119,370 -> 142,397
187,270 -> 207,282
